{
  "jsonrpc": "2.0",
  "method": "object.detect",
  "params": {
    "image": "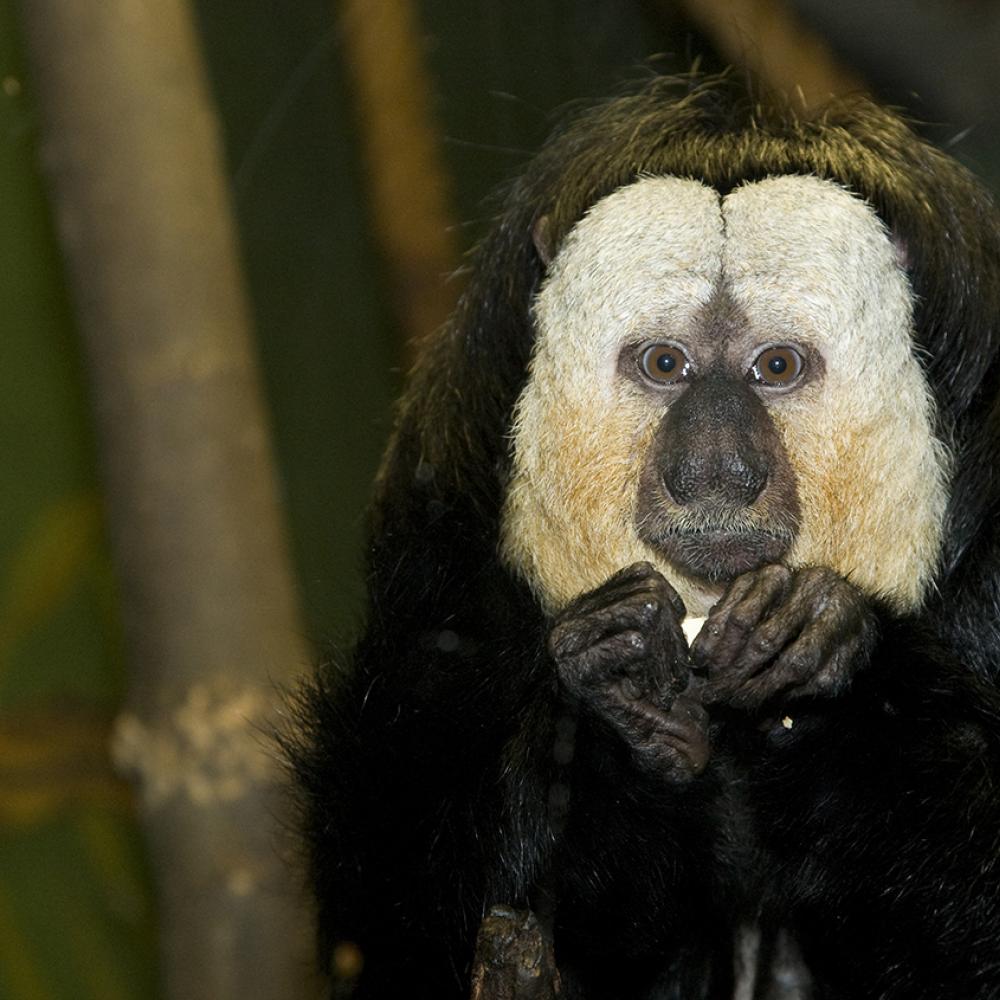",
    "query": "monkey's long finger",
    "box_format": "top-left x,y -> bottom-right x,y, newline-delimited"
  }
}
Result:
550,583 -> 677,658
593,561 -> 674,604
727,577 -> 840,676
777,605 -> 869,698
792,643 -> 862,701
649,614 -> 692,701
607,598 -> 690,697
727,565 -> 863,676
724,617 -> 865,708
657,695 -> 711,778
597,561 -> 686,620
700,646 -> 785,706
703,631 -> 827,710
557,561 -> 679,627
705,667 -> 795,710
688,574 -> 757,666
607,693 -> 708,780
691,565 -> 792,670
703,599 -> 838,707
